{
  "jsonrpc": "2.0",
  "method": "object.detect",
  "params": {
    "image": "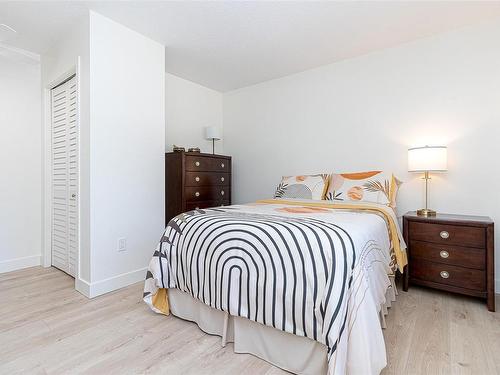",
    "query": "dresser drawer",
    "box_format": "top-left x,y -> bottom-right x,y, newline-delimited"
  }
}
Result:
185,171 -> 229,186
410,240 -> 485,270
186,200 -> 230,211
185,155 -> 230,172
185,186 -> 229,201
410,258 -> 485,291
409,221 -> 485,248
